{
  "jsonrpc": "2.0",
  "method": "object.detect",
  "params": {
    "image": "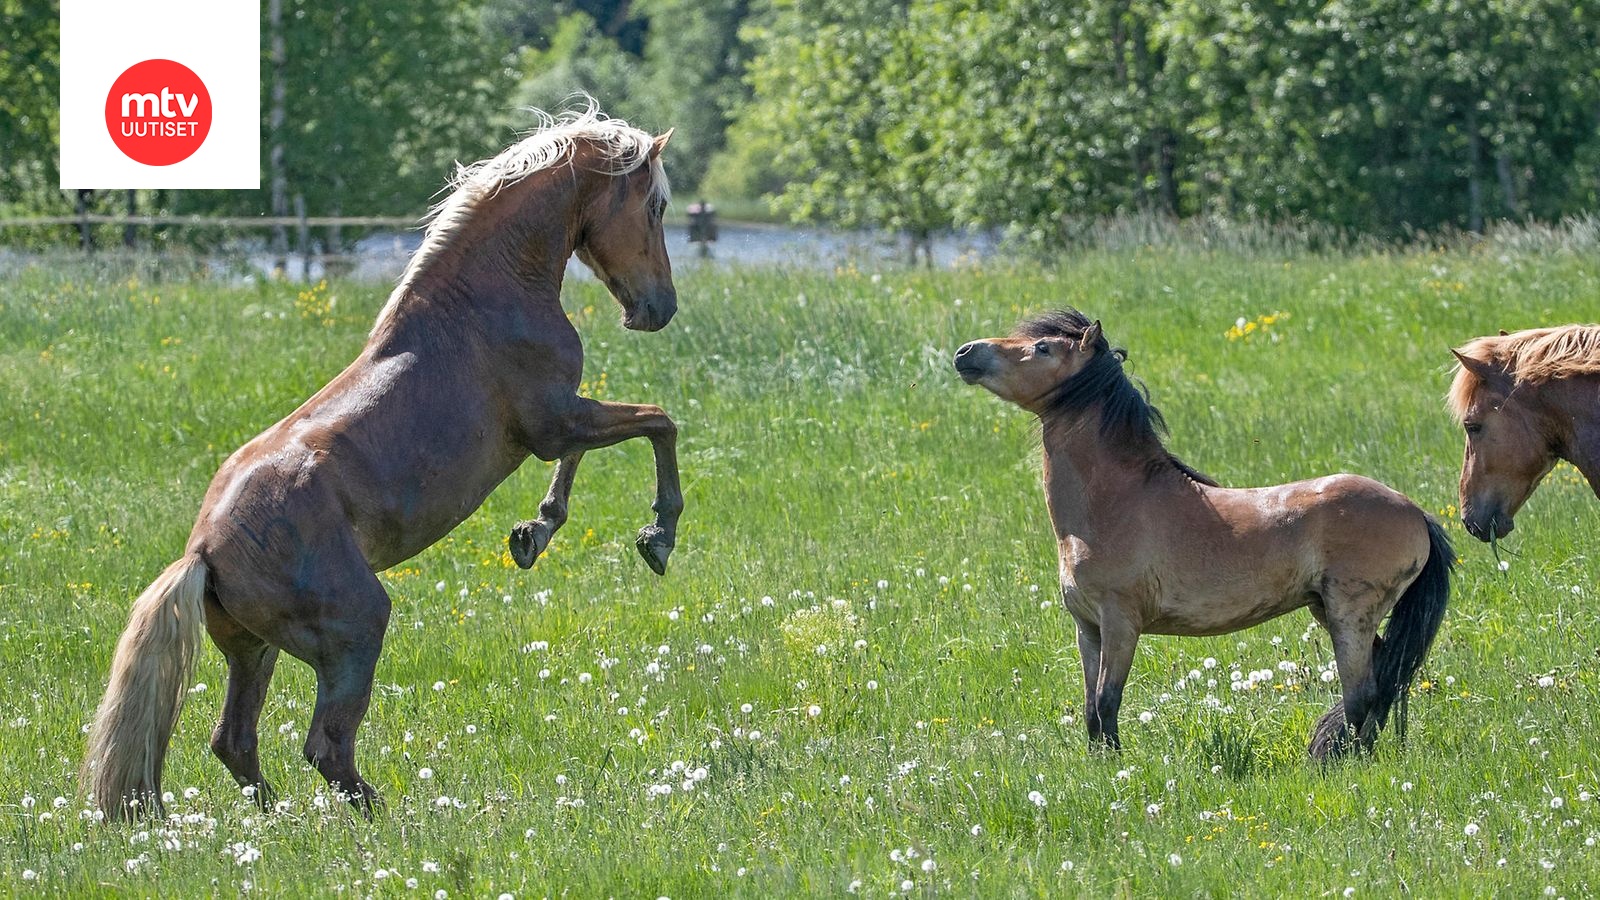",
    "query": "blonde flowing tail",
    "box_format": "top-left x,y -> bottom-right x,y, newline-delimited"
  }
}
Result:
82,555 -> 208,820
